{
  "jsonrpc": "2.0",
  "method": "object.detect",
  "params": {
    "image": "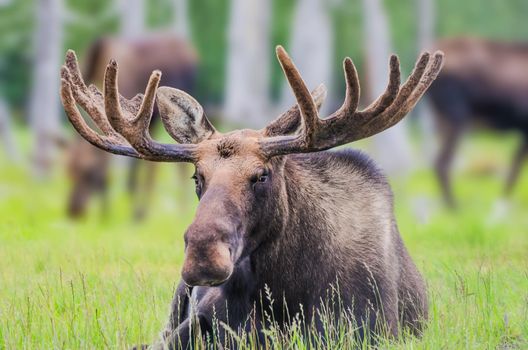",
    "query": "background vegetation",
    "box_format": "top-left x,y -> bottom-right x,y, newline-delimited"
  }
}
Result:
1,131 -> 527,348
1,0 -> 528,348
2,0 -> 528,110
